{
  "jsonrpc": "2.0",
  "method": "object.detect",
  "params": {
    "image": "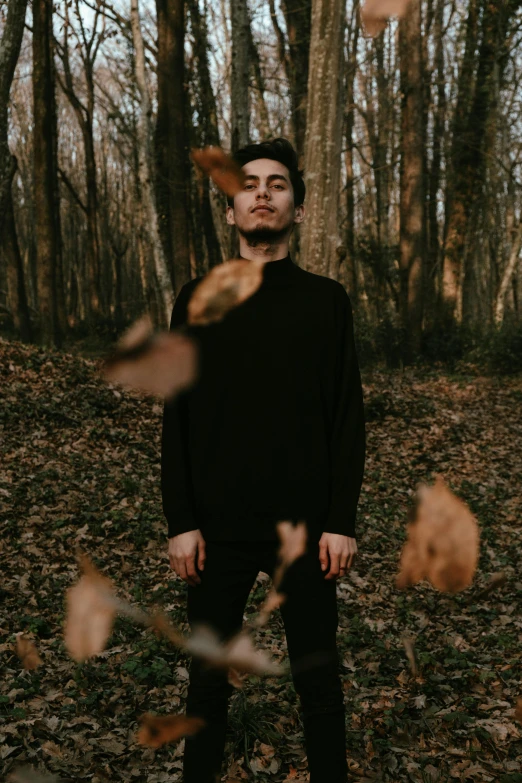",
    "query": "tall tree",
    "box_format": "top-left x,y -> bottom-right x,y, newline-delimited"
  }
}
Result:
230,0 -> 250,151
33,0 -> 61,346
0,0 -> 32,340
301,0 -> 344,278
442,0 -> 521,323
281,0 -> 311,162
155,0 -> 192,294
55,0 -> 105,321
130,0 -> 173,326
399,0 -> 424,356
